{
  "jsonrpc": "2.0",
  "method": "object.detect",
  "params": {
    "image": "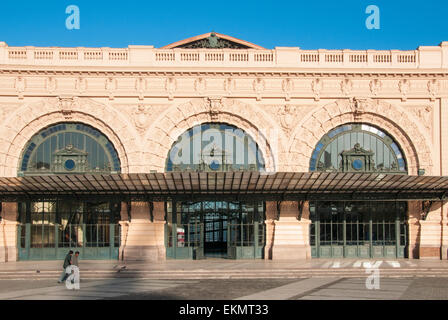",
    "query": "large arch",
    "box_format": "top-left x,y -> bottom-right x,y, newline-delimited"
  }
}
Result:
165,122 -> 266,172
0,98 -> 137,176
143,98 -> 284,172
288,99 -> 432,175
